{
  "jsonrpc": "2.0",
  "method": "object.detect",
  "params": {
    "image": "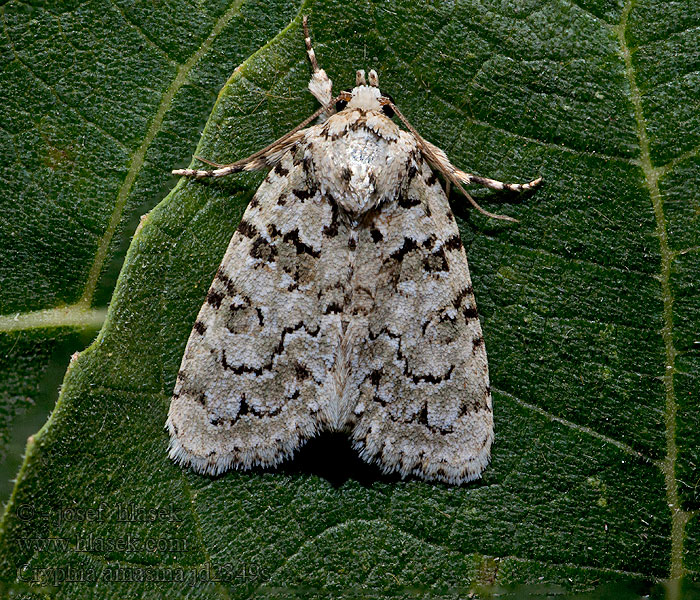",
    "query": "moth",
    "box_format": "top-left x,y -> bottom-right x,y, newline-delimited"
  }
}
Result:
167,17 -> 541,484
